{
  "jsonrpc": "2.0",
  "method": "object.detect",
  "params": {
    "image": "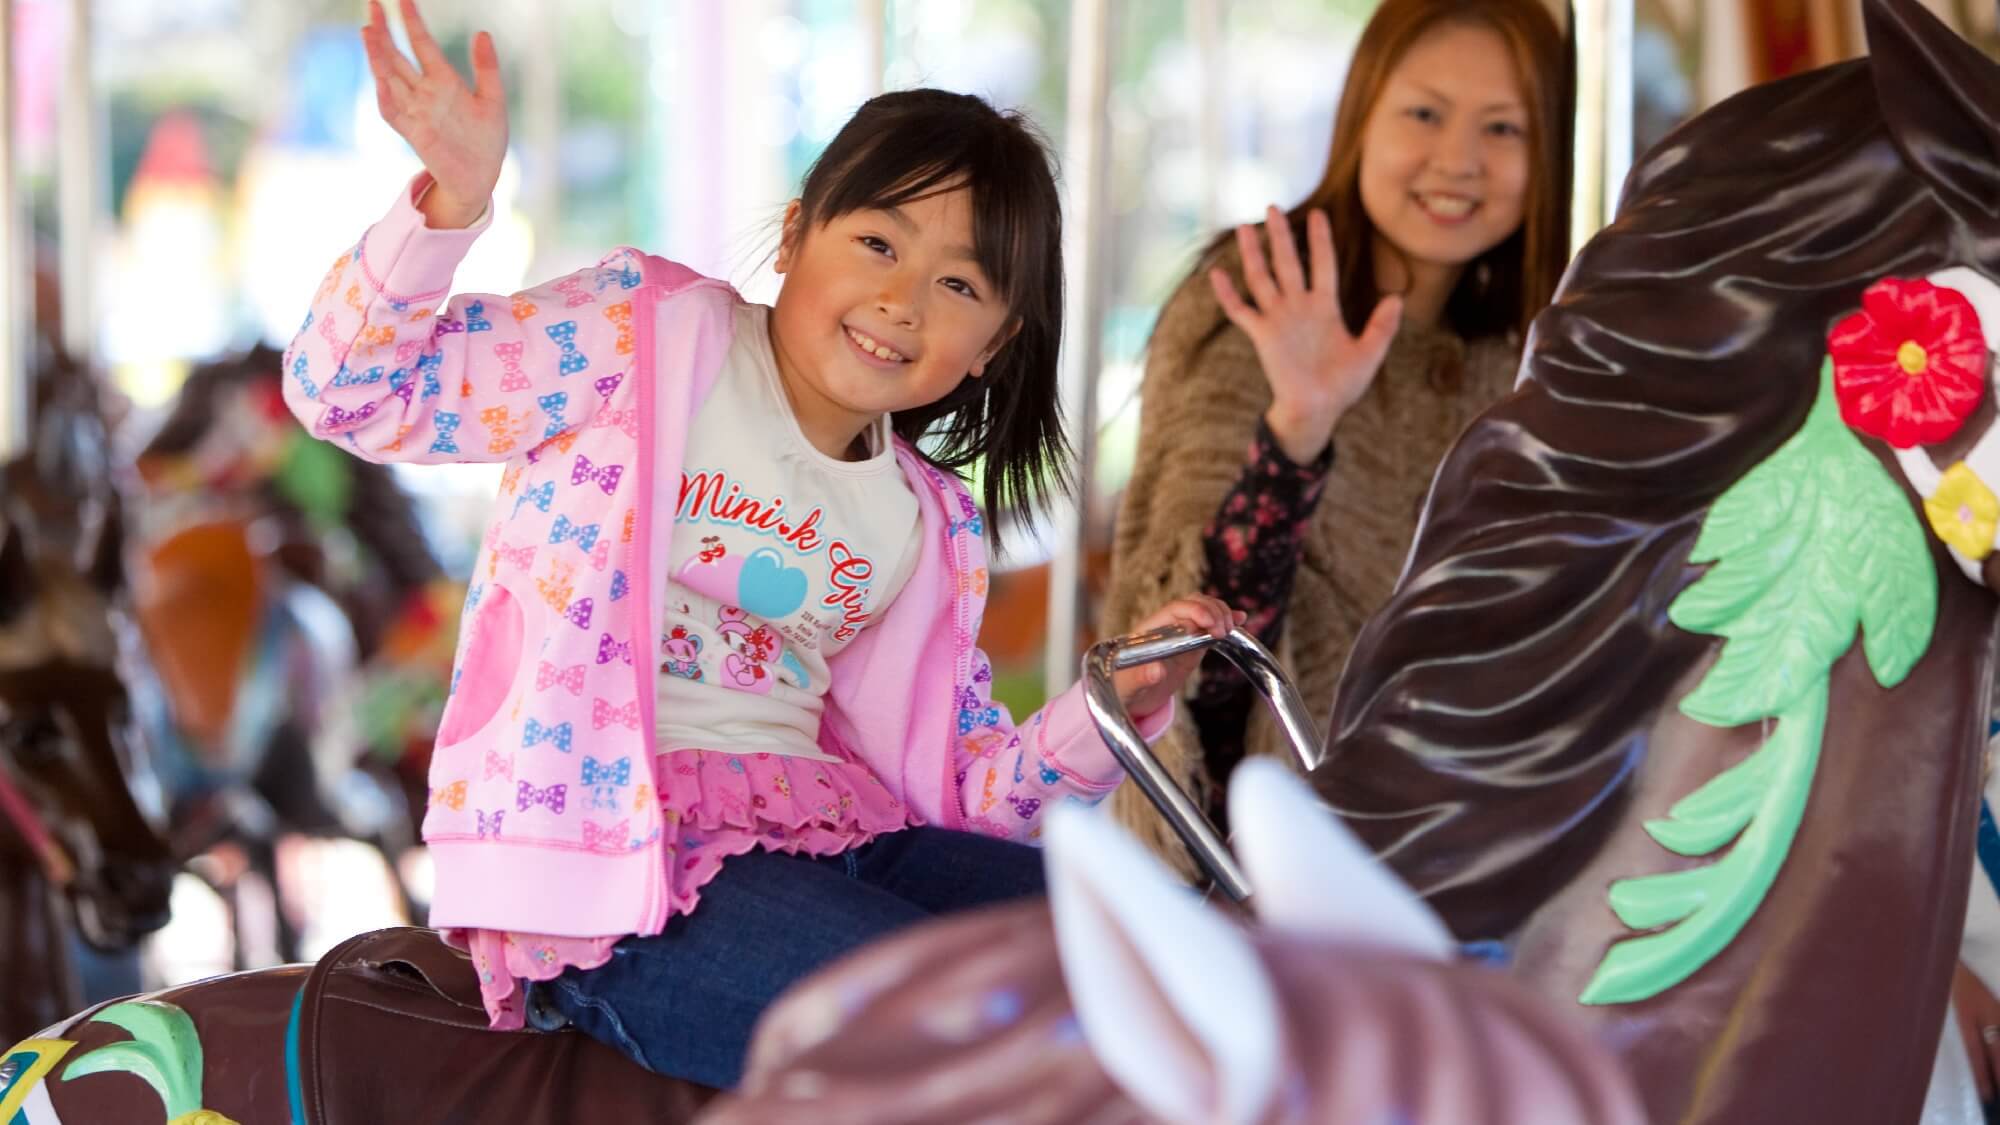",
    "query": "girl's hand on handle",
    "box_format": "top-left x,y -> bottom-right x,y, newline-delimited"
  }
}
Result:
1209,205 -> 1402,464
362,0 -> 507,230
1112,596 -> 1244,718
